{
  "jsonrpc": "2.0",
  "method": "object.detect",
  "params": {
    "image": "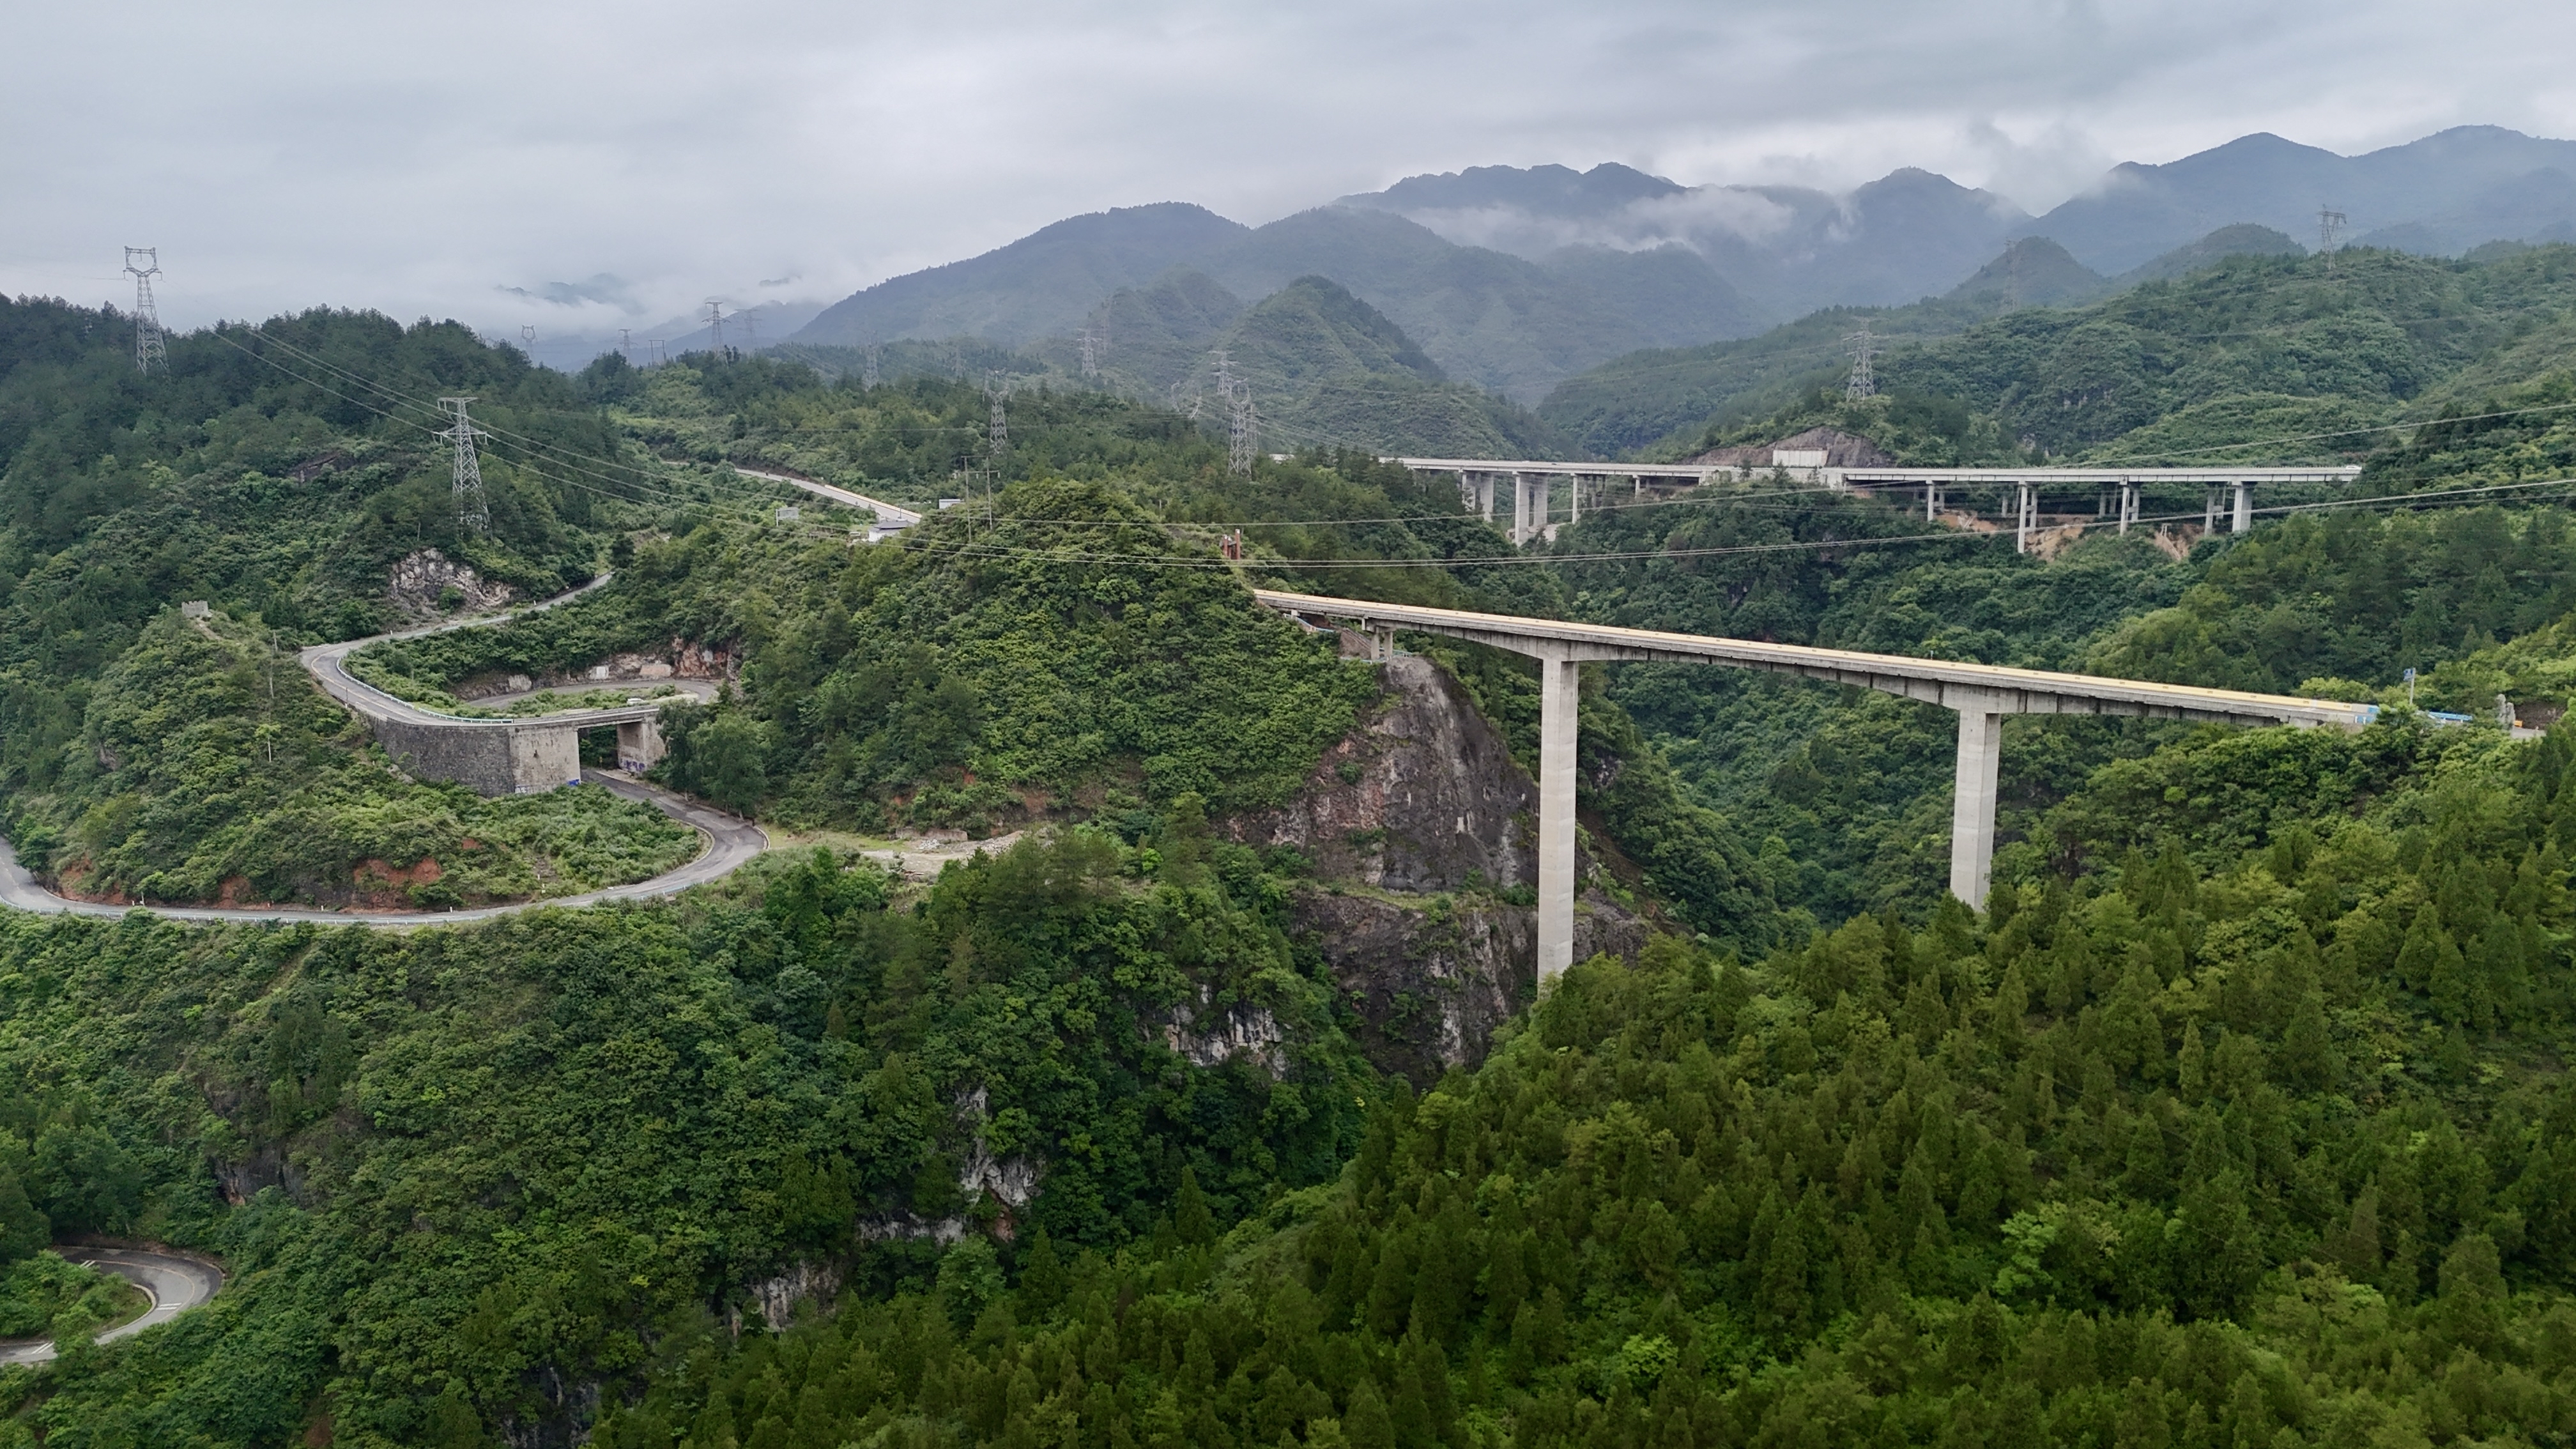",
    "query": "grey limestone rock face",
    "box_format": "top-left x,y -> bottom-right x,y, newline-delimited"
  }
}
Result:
1225,654 -> 1532,894
386,549 -> 514,620
1226,653 -> 1646,1085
